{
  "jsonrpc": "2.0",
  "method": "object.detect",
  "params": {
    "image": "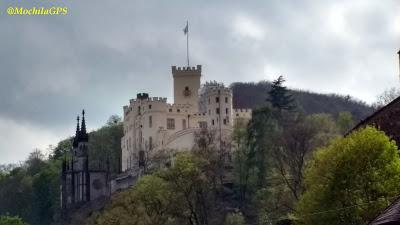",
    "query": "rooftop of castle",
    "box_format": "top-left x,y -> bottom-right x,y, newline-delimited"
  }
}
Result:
172,65 -> 202,74
203,81 -> 225,88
